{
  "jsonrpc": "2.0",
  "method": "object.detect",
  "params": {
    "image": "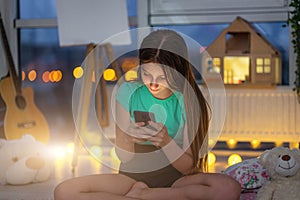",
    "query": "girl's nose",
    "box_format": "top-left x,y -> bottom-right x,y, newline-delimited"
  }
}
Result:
150,82 -> 159,88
